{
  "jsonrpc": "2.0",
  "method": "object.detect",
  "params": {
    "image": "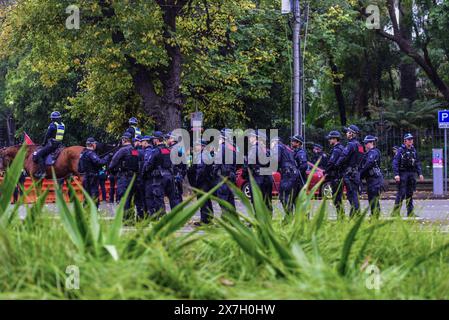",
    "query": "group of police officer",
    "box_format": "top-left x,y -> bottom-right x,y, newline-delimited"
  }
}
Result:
39,112 -> 424,222
79,125 -> 187,221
